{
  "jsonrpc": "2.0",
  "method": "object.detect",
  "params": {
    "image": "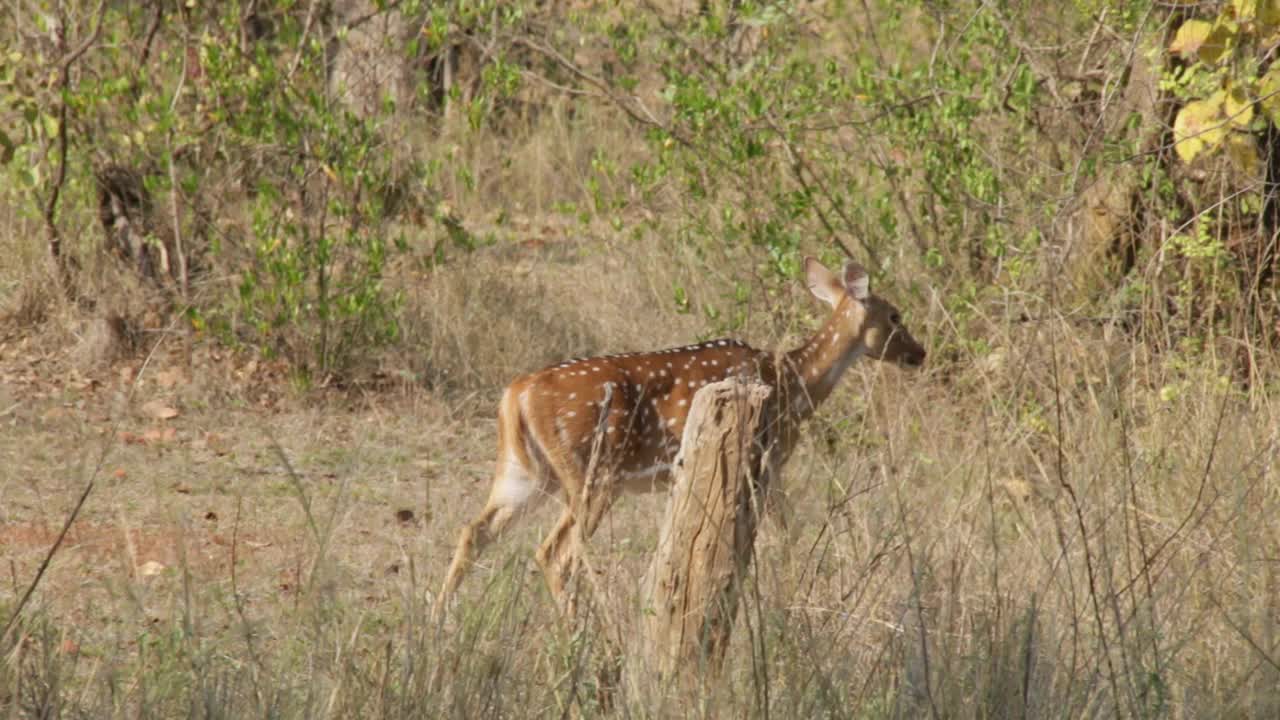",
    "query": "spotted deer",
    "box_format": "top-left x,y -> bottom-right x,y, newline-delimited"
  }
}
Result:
439,257 -> 926,614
